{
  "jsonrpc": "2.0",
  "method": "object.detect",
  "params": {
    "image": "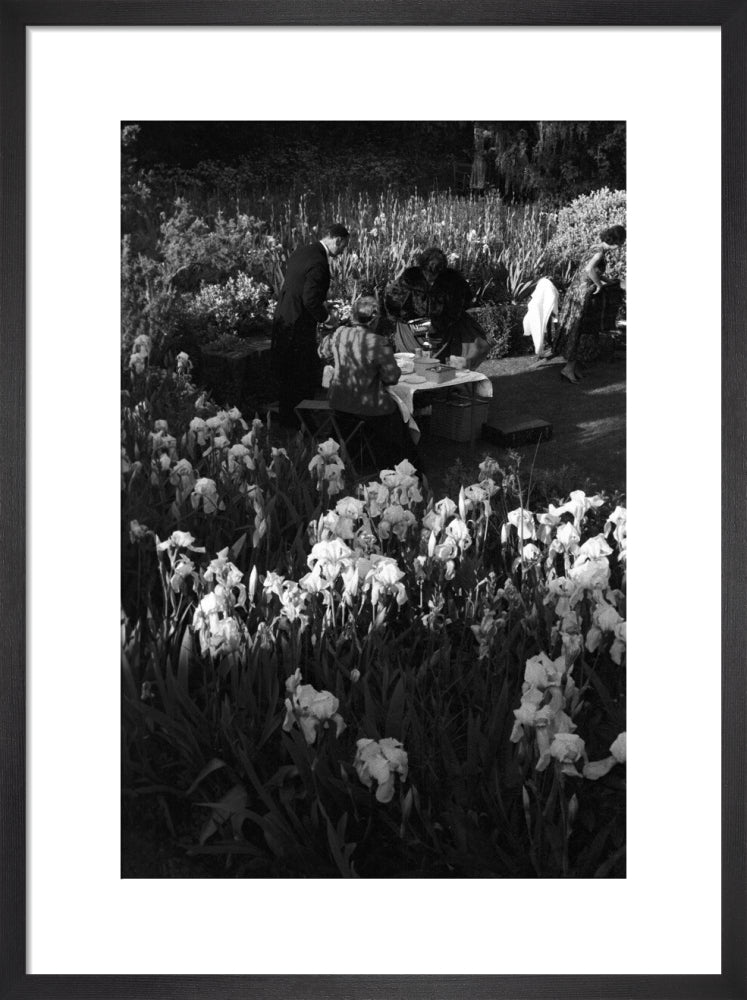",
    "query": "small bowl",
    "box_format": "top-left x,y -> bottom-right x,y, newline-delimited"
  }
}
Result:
413,356 -> 439,370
